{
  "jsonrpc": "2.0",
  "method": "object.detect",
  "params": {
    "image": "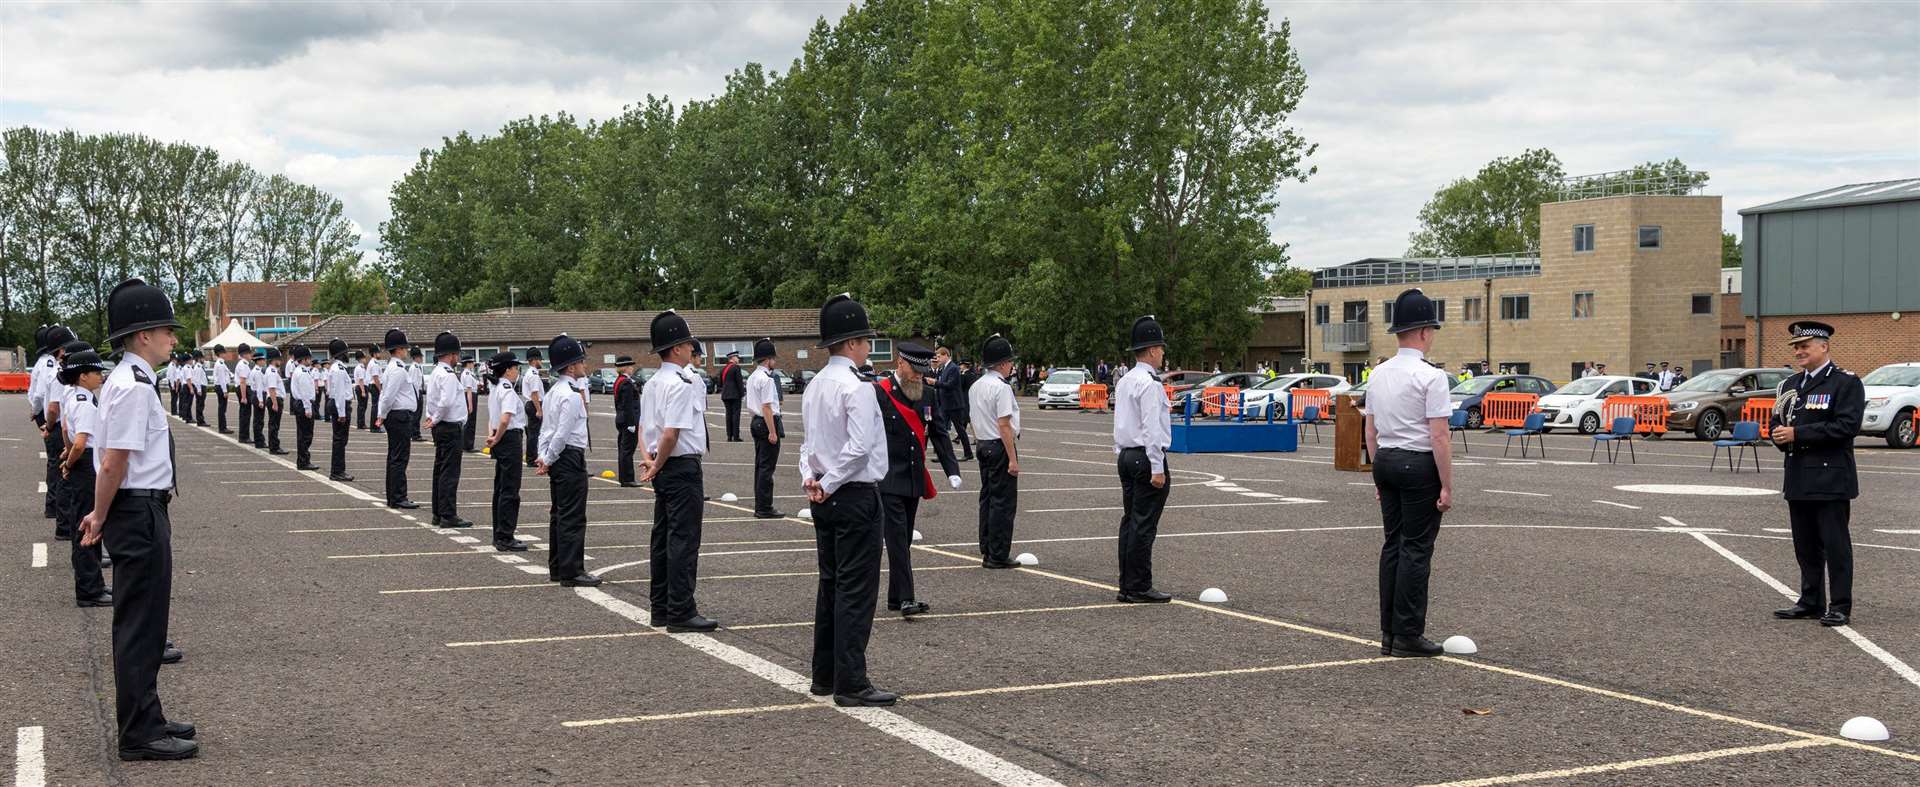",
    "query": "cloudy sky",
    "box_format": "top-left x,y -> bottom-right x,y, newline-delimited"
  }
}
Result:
4,1 -> 1915,270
